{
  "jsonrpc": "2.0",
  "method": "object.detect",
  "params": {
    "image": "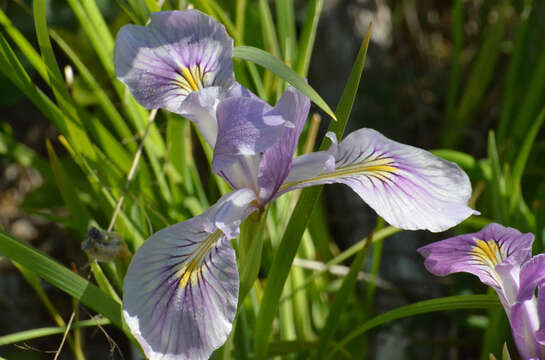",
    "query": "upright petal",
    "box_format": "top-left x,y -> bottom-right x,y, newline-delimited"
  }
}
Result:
213,96 -> 287,173
114,10 -> 233,113
257,87 -> 310,203
417,223 -> 534,290
182,82 -> 263,148
123,189 -> 256,360
537,283 -> 545,345
510,300 -> 544,359
518,254 -> 545,302
279,128 -> 477,232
